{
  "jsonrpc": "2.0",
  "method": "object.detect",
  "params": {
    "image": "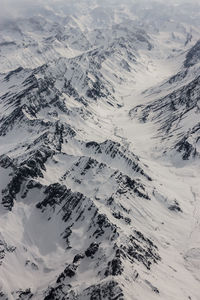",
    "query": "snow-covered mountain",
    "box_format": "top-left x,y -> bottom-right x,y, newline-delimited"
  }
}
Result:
131,39 -> 200,162
0,1 -> 200,299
